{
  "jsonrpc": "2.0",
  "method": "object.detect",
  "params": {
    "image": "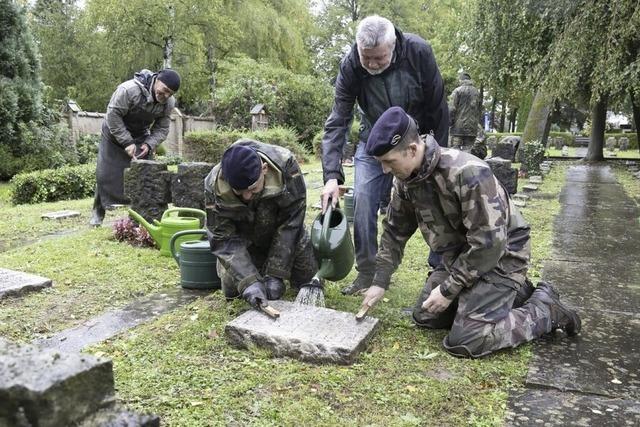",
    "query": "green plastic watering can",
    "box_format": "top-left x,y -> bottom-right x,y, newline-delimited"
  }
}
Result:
128,207 -> 206,257
170,229 -> 221,290
310,201 -> 354,281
